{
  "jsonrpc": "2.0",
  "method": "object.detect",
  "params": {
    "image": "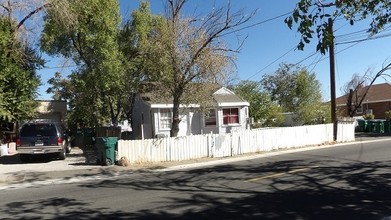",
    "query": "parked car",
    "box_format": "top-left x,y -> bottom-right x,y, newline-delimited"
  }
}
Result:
16,119 -> 71,162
